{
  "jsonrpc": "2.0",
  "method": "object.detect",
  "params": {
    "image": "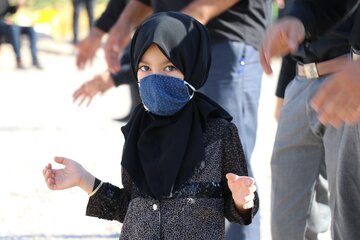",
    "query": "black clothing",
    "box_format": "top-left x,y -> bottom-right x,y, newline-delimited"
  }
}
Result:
0,0 -> 17,19
111,45 -> 135,86
275,2 -> 359,97
138,0 -> 270,49
287,0 -> 359,41
276,54 -> 296,98
87,118 -> 257,239
94,0 -> 127,33
350,6 -> 360,50
130,12 -> 211,88
292,20 -> 352,64
276,0 -> 297,98
122,12 -> 232,199
72,0 -> 95,44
